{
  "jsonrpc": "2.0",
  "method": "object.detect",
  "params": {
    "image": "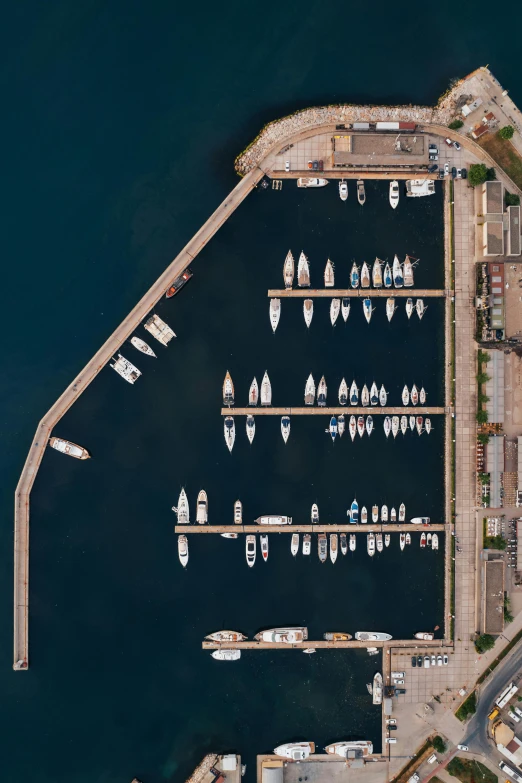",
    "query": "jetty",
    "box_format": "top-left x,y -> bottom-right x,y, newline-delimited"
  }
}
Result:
203,639 -> 442,651
175,524 -> 446,534
268,288 -> 446,298
221,406 -> 445,416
